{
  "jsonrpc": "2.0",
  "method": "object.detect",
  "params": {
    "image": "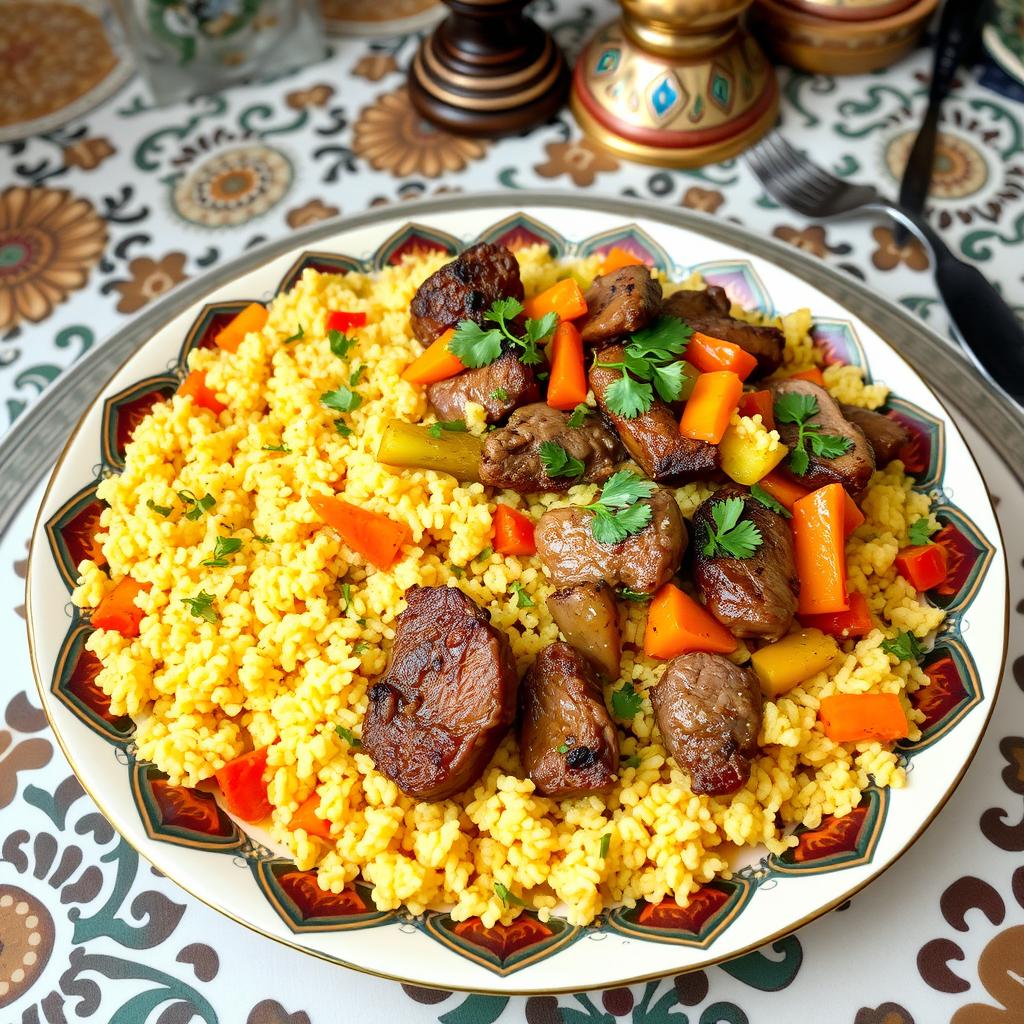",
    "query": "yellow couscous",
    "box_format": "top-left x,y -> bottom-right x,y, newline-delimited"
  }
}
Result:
72,245 -> 943,928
